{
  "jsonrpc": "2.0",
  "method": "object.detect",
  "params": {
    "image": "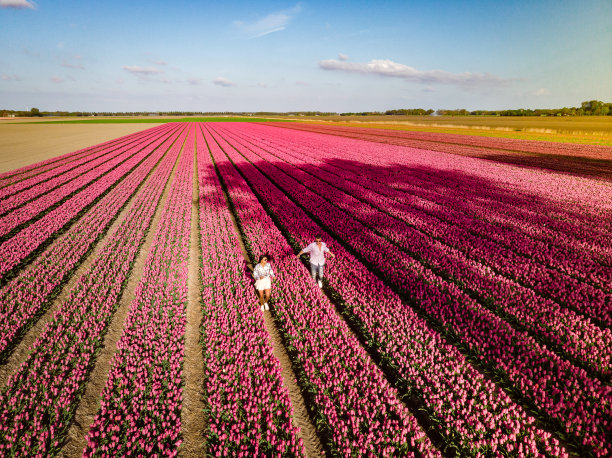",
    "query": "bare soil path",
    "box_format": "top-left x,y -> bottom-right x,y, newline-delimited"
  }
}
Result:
179,152 -> 207,457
